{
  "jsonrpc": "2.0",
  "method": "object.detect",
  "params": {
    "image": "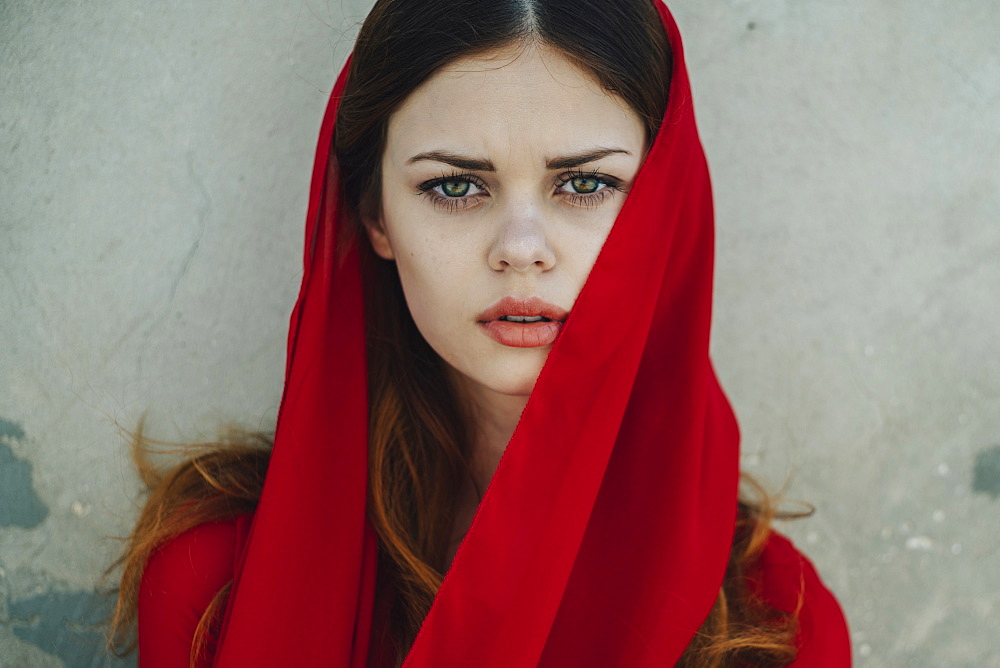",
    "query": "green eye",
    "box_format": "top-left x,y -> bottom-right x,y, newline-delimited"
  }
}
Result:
442,180 -> 471,197
570,177 -> 601,194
